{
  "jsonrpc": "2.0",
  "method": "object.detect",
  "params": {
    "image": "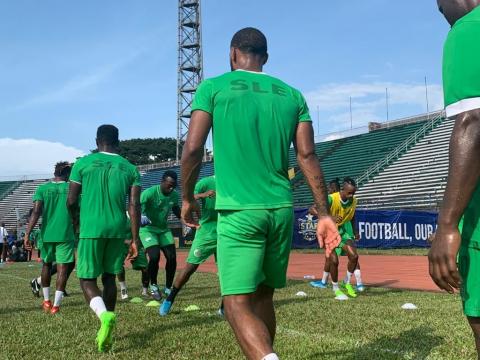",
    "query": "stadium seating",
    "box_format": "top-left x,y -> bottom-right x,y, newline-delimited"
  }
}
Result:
0,179 -> 49,229
291,121 -> 426,207
0,181 -> 19,201
0,113 -> 453,229
356,118 -> 454,210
